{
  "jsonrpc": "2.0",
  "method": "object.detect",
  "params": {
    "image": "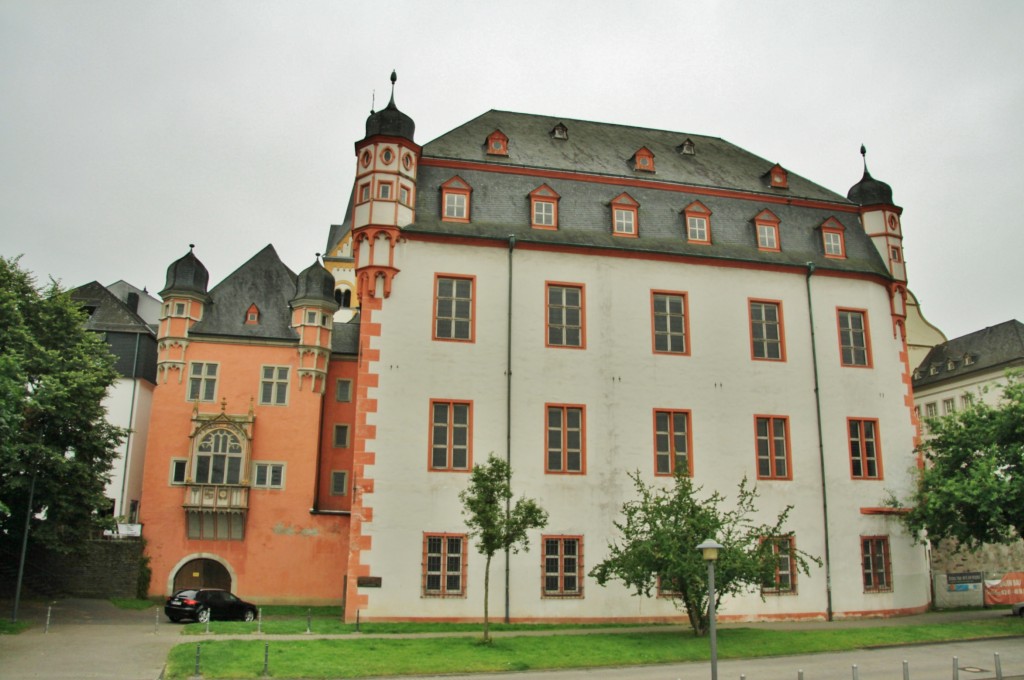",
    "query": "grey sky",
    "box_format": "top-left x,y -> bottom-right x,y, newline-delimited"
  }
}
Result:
2,1 -> 1022,341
